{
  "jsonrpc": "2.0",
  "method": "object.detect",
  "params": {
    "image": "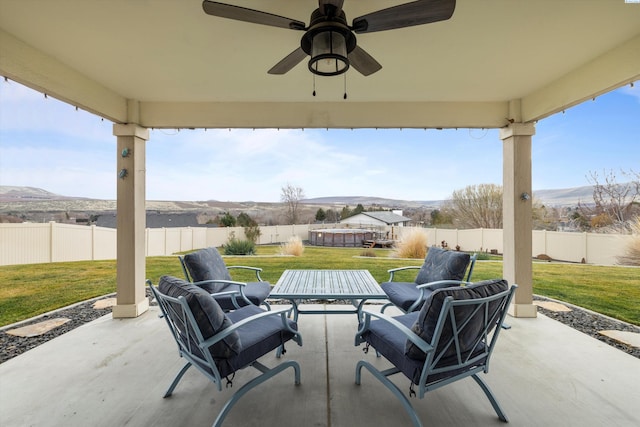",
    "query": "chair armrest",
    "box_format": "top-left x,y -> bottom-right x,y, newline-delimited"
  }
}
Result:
415,280 -> 471,290
355,309 -> 433,355
227,265 -> 264,281
209,290 -> 241,298
386,266 -> 421,281
192,279 -> 248,288
200,307 -> 301,350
